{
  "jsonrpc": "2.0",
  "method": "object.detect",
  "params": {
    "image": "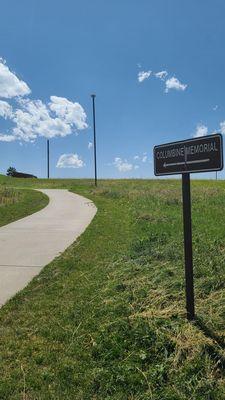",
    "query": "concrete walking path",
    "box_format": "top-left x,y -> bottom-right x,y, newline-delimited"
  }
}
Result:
0,189 -> 97,307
